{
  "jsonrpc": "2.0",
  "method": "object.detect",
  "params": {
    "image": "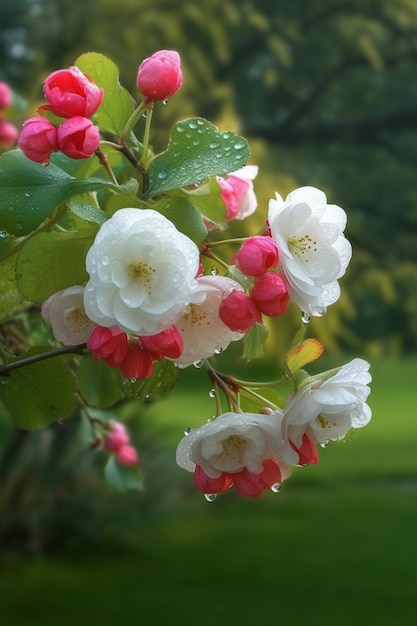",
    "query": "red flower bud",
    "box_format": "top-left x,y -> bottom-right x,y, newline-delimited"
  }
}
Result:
194,466 -> 233,494
105,422 -> 130,452
136,50 -> 183,102
87,325 -> 129,367
251,272 -> 290,317
290,434 -> 319,466
115,444 -> 139,466
57,116 -> 100,159
0,82 -> 12,110
118,341 -> 154,380
219,290 -> 262,333
18,116 -> 58,163
233,459 -> 284,498
43,66 -> 104,118
233,236 -> 279,276
140,326 -> 183,360
0,118 -> 19,149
